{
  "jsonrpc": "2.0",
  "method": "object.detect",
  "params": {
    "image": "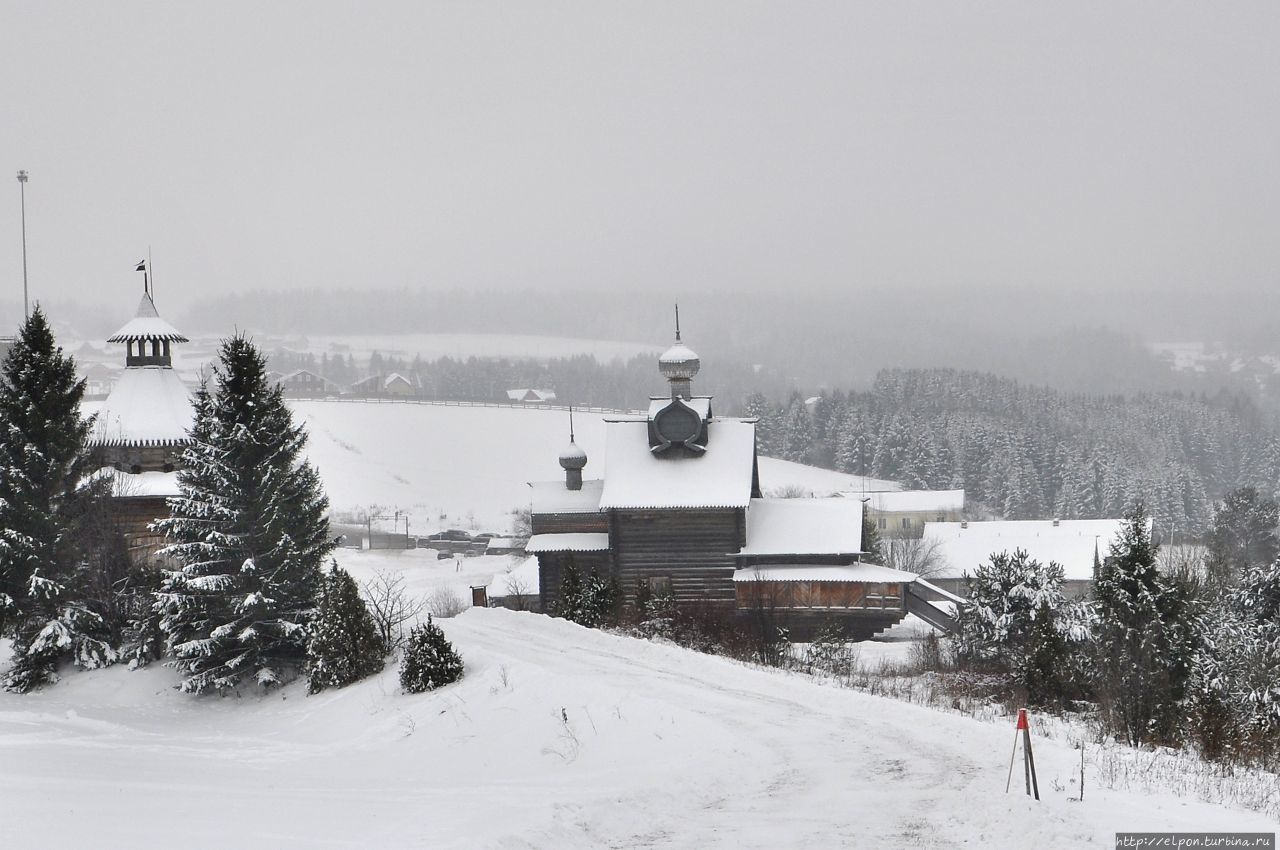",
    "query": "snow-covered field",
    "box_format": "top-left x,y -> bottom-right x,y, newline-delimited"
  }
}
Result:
260,331 -> 662,363
293,401 -> 899,534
